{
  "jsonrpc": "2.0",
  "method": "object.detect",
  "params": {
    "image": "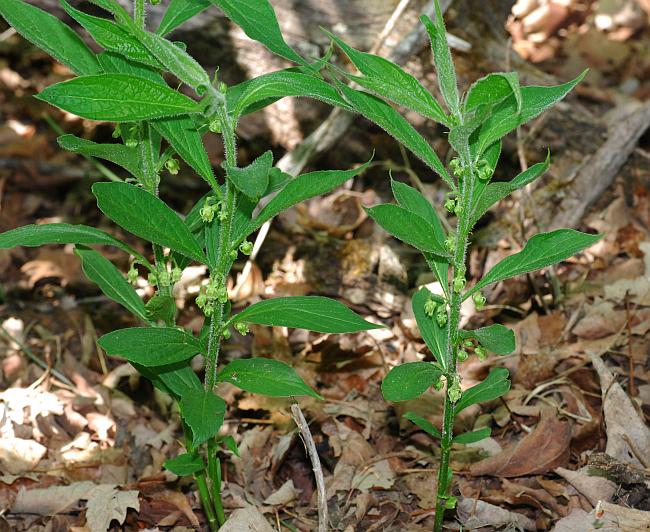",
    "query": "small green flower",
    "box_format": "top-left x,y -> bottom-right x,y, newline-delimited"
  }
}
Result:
158,270 -> 170,287
444,198 -> 456,213
171,266 -> 183,283
222,329 -> 232,340
463,339 -> 474,348
457,348 -> 468,362
424,298 -> 437,317
147,272 -> 158,286
444,235 -> 455,253
216,286 -> 228,304
209,118 -> 222,134
436,310 -> 448,328
447,375 -> 462,403
165,158 -> 180,175
127,264 -> 138,285
239,241 -> 253,256
475,345 -> 487,361
234,322 -> 249,336
453,276 -> 466,293
472,292 -> 487,311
